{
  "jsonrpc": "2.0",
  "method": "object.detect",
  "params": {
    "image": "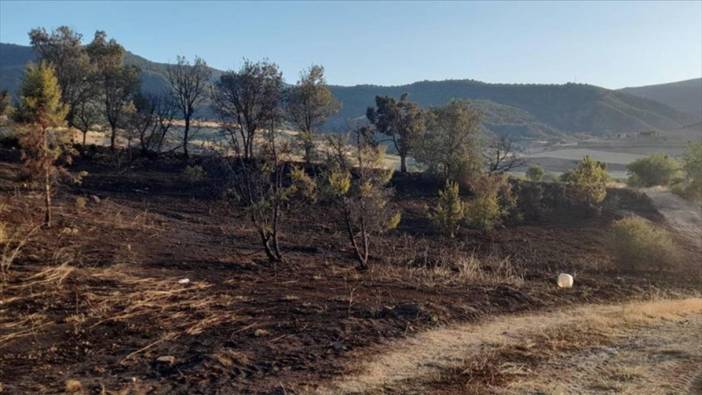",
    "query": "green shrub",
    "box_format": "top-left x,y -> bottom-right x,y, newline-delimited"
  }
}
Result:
465,175 -> 516,232
626,154 -> 679,187
430,180 -> 464,237
182,165 -> 207,183
679,142 -> 702,202
561,155 -> 608,206
609,217 -> 677,271
525,165 -> 544,182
